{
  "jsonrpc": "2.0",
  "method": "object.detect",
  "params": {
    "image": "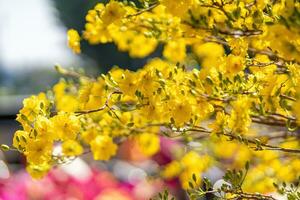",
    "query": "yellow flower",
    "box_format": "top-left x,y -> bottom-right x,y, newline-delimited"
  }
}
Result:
83,21 -> 112,44
163,40 -> 186,62
180,151 -> 202,168
53,81 -> 79,112
18,93 -> 50,122
137,69 -> 160,96
79,78 -> 106,110
128,34 -> 157,58
179,167 -> 202,189
193,42 -> 224,59
62,140 -> 84,156
209,111 -> 229,134
13,130 -> 29,151
81,126 -> 100,143
118,70 -> 139,96
228,38 -> 248,56
90,135 -> 117,161
101,1 -> 126,25
34,115 -> 53,140
225,54 -> 245,75
67,29 -> 81,53
193,42 -> 225,68
136,133 -> 160,156
26,162 -> 50,179
179,151 -> 211,189
16,114 -> 32,132
169,99 -> 192,126
50,112 -> 80,141
25,138 -> 53,164
162,160 -> 182,179
228,97 -> 252,134
161,0 -> 197,18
